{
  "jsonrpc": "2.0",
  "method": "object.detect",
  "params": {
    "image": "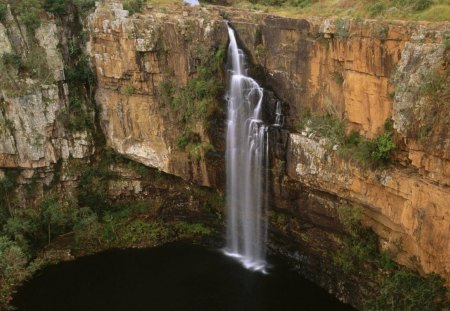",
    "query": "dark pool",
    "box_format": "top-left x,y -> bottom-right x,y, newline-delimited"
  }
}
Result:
13,243 -> 355,311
